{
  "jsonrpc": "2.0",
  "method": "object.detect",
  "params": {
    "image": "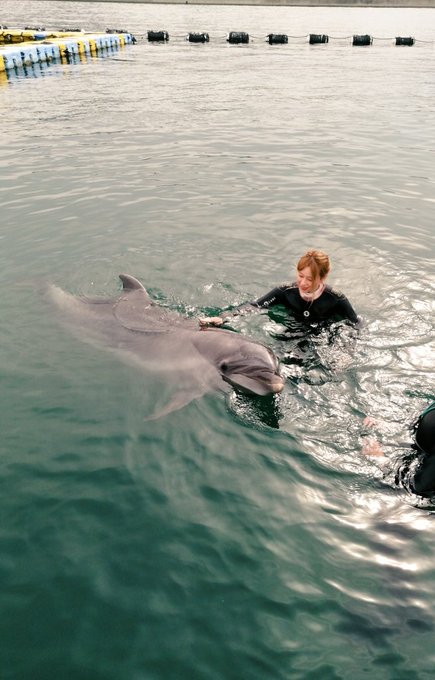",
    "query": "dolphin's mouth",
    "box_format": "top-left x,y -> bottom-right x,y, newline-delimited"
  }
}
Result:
223,373 -> 285,396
